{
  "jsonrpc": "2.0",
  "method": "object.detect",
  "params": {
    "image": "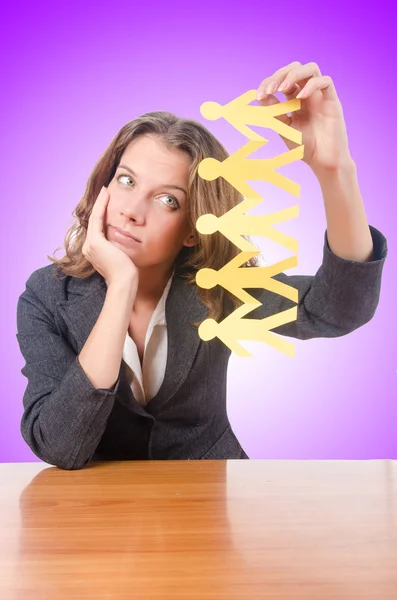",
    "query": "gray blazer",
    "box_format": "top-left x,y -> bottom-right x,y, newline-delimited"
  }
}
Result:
16,225 -> 388,470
